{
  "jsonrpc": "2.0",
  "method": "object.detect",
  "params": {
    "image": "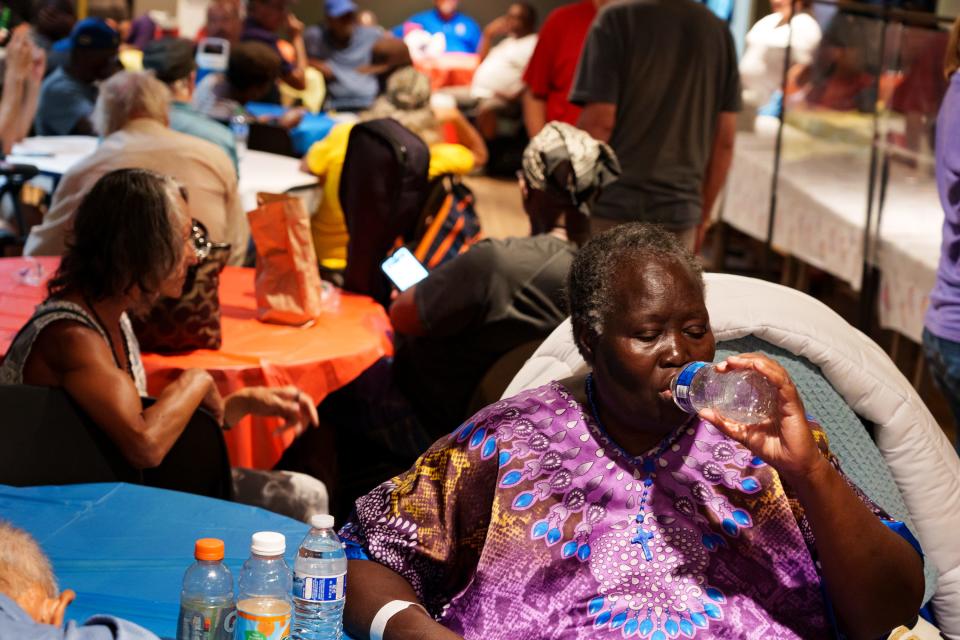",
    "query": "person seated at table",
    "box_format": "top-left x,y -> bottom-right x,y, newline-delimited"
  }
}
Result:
24,71 -> 248,265
338,222 -> 925,640
197,0 -> 244,44
31,0 -> 76,75
392,0 -> 481,55
192,41 -> 304,129
283,123 -> 616,519
739,0 -> 821,117
0,26 -> 45,154
142,37 -> 239,173
3,168 -> 319,471
0,520 -> 161,639
304,0 -> 410,112
445,2 -> 537,141
300,66 -> 486,266
35,17 -> 120,135
241,0 -> 306,91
